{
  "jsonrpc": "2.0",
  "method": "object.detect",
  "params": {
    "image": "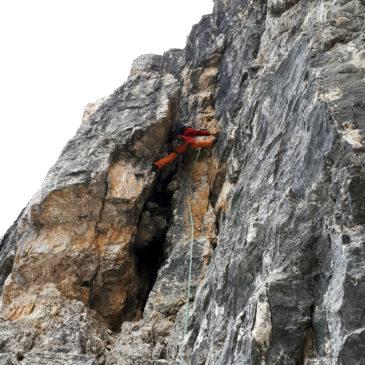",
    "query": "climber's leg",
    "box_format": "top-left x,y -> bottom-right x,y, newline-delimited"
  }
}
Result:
154,152 -> 179,170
